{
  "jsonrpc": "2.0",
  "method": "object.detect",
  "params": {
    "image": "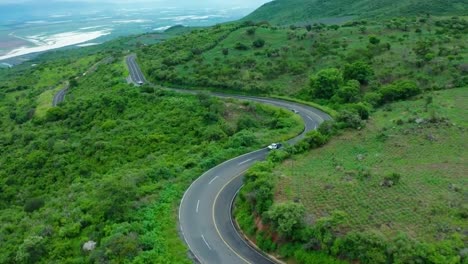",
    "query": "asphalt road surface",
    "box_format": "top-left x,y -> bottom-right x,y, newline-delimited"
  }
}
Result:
52,83 -> 69,106
126,55 -> 146,85
179,96 -> 330,264
52,57 -> 112,106
125,57 -> 332,263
